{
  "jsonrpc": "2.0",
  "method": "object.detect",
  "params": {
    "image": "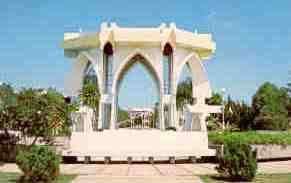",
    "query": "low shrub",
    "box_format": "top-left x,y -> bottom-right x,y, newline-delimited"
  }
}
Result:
16,145 -> 61,183
216,138 -> 257,181
208,131 -> 291,145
